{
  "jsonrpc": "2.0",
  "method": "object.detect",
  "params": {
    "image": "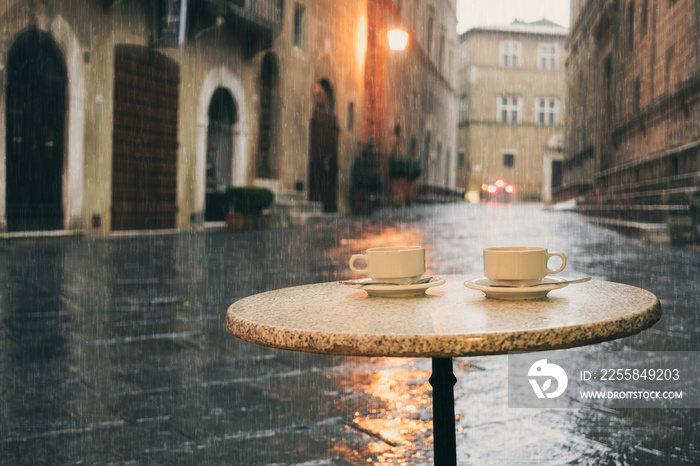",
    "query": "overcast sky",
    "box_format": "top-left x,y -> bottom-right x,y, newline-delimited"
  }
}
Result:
456,0 -> 571,33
